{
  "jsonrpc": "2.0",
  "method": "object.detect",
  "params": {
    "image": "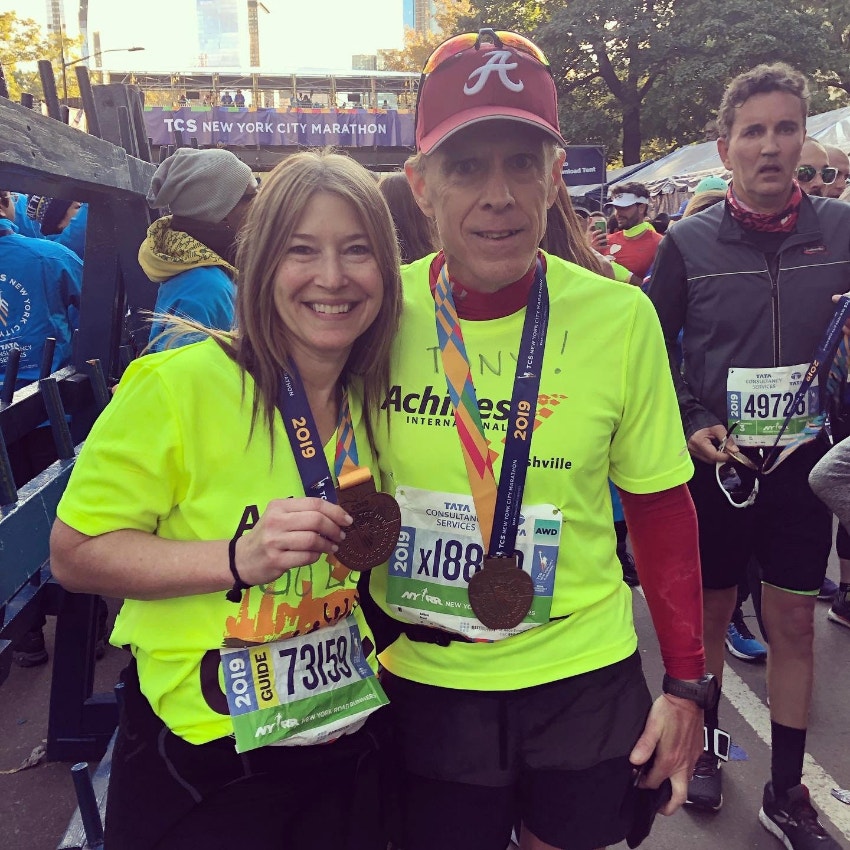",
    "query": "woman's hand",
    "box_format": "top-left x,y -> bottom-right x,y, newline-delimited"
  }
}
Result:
234,497 -> 354,586
50,499 -> 354,602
